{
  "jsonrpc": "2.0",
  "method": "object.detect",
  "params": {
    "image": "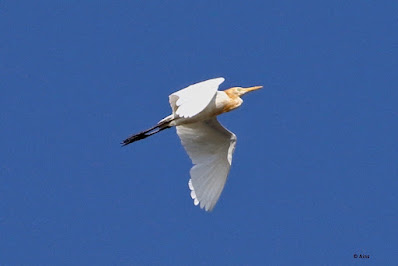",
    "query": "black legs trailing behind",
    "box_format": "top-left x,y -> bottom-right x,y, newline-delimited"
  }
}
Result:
121,122 -> 171,146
